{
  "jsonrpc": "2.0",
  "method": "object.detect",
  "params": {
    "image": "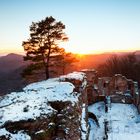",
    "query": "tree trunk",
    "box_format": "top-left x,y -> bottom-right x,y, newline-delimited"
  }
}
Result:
45,63 -> 49,79
42,52 -> 49,80
45,48 -> 51,79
